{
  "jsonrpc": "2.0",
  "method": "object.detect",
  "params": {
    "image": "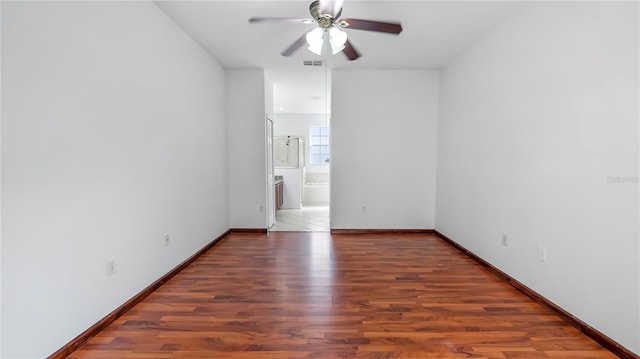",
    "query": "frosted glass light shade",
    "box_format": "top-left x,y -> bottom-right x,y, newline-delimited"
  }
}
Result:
329,27 -> 347,54
306,28 -> 324,55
